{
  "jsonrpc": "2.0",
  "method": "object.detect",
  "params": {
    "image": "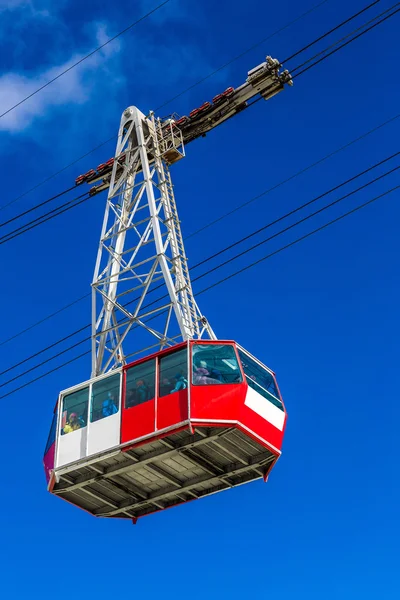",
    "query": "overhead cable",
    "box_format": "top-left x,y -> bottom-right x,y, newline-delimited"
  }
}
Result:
187,111 -> 400,239
193,150 -> 400,269
0,294 -> 91,348
2,111 -> 399,347
197,184 -> 399,295
283,0 -> 380,63
0,192 -> 94,245
0,1 -> 172,122
2,151 -> 398,386
0,0 -> 361,213
3,3 -> 396,243
2,2 -> 398,350
293,3 -> 400,77
1,180 -> 397,400
0,185 -> 76,228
